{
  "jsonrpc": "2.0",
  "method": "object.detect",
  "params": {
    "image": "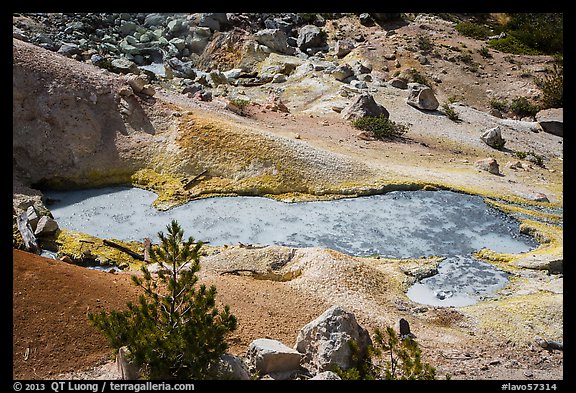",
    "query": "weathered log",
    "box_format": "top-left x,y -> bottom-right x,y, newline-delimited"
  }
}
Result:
183,170 -> 208,190
16,212 -> 40,254
220,269 -> 260,276
103,239 -> 144,261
